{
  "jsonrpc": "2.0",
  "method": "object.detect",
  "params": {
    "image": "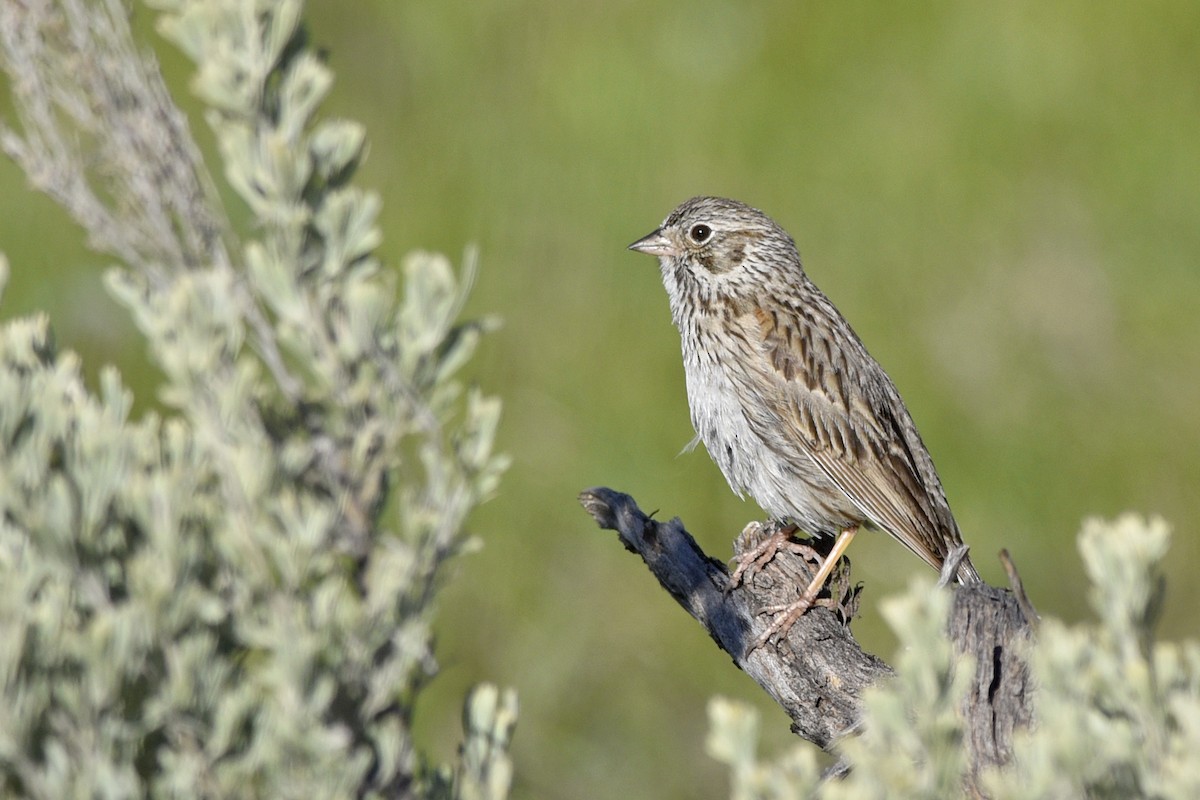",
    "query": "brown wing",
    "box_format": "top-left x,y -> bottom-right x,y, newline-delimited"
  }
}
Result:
738,300 -> 968,575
